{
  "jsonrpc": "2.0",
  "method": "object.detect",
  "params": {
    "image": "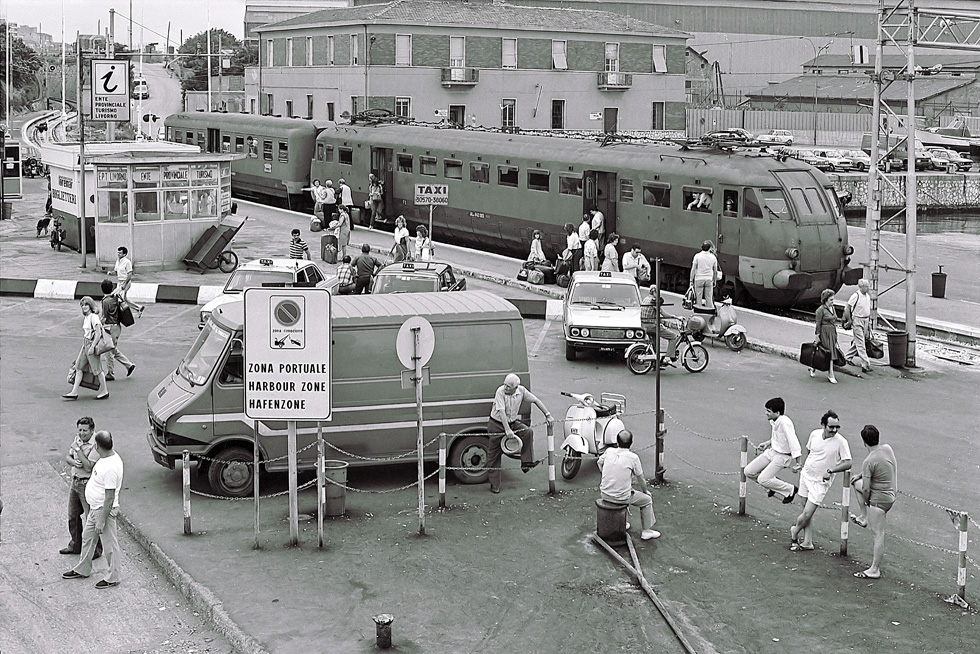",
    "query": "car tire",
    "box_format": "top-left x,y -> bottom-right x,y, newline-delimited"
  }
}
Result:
565,342 -> 577,361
